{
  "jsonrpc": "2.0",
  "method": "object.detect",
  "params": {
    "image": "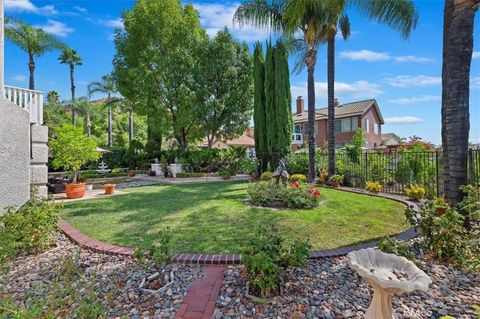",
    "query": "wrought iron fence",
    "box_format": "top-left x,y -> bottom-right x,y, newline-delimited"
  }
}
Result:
257,149 -> 480,197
